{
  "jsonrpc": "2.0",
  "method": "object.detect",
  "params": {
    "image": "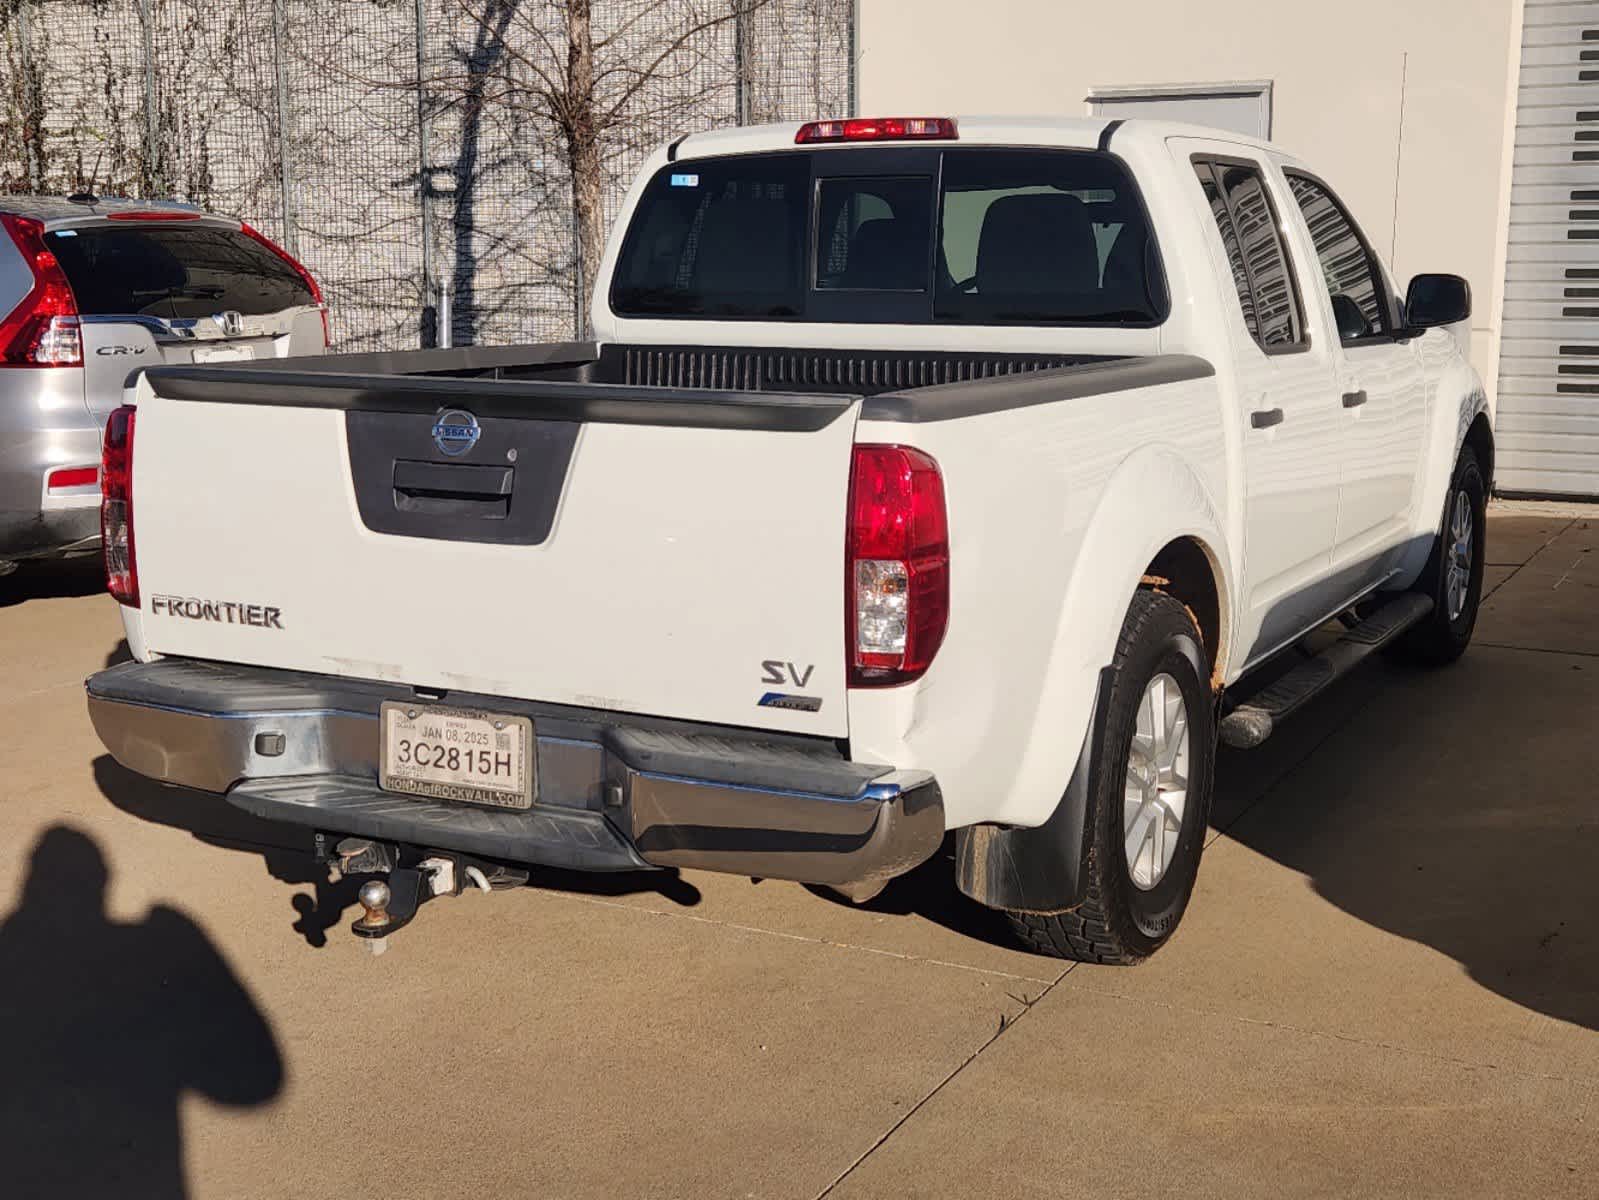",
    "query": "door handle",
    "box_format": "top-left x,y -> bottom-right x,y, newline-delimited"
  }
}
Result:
1342,390 -> 1368,409
1250,407 -> 1285,430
